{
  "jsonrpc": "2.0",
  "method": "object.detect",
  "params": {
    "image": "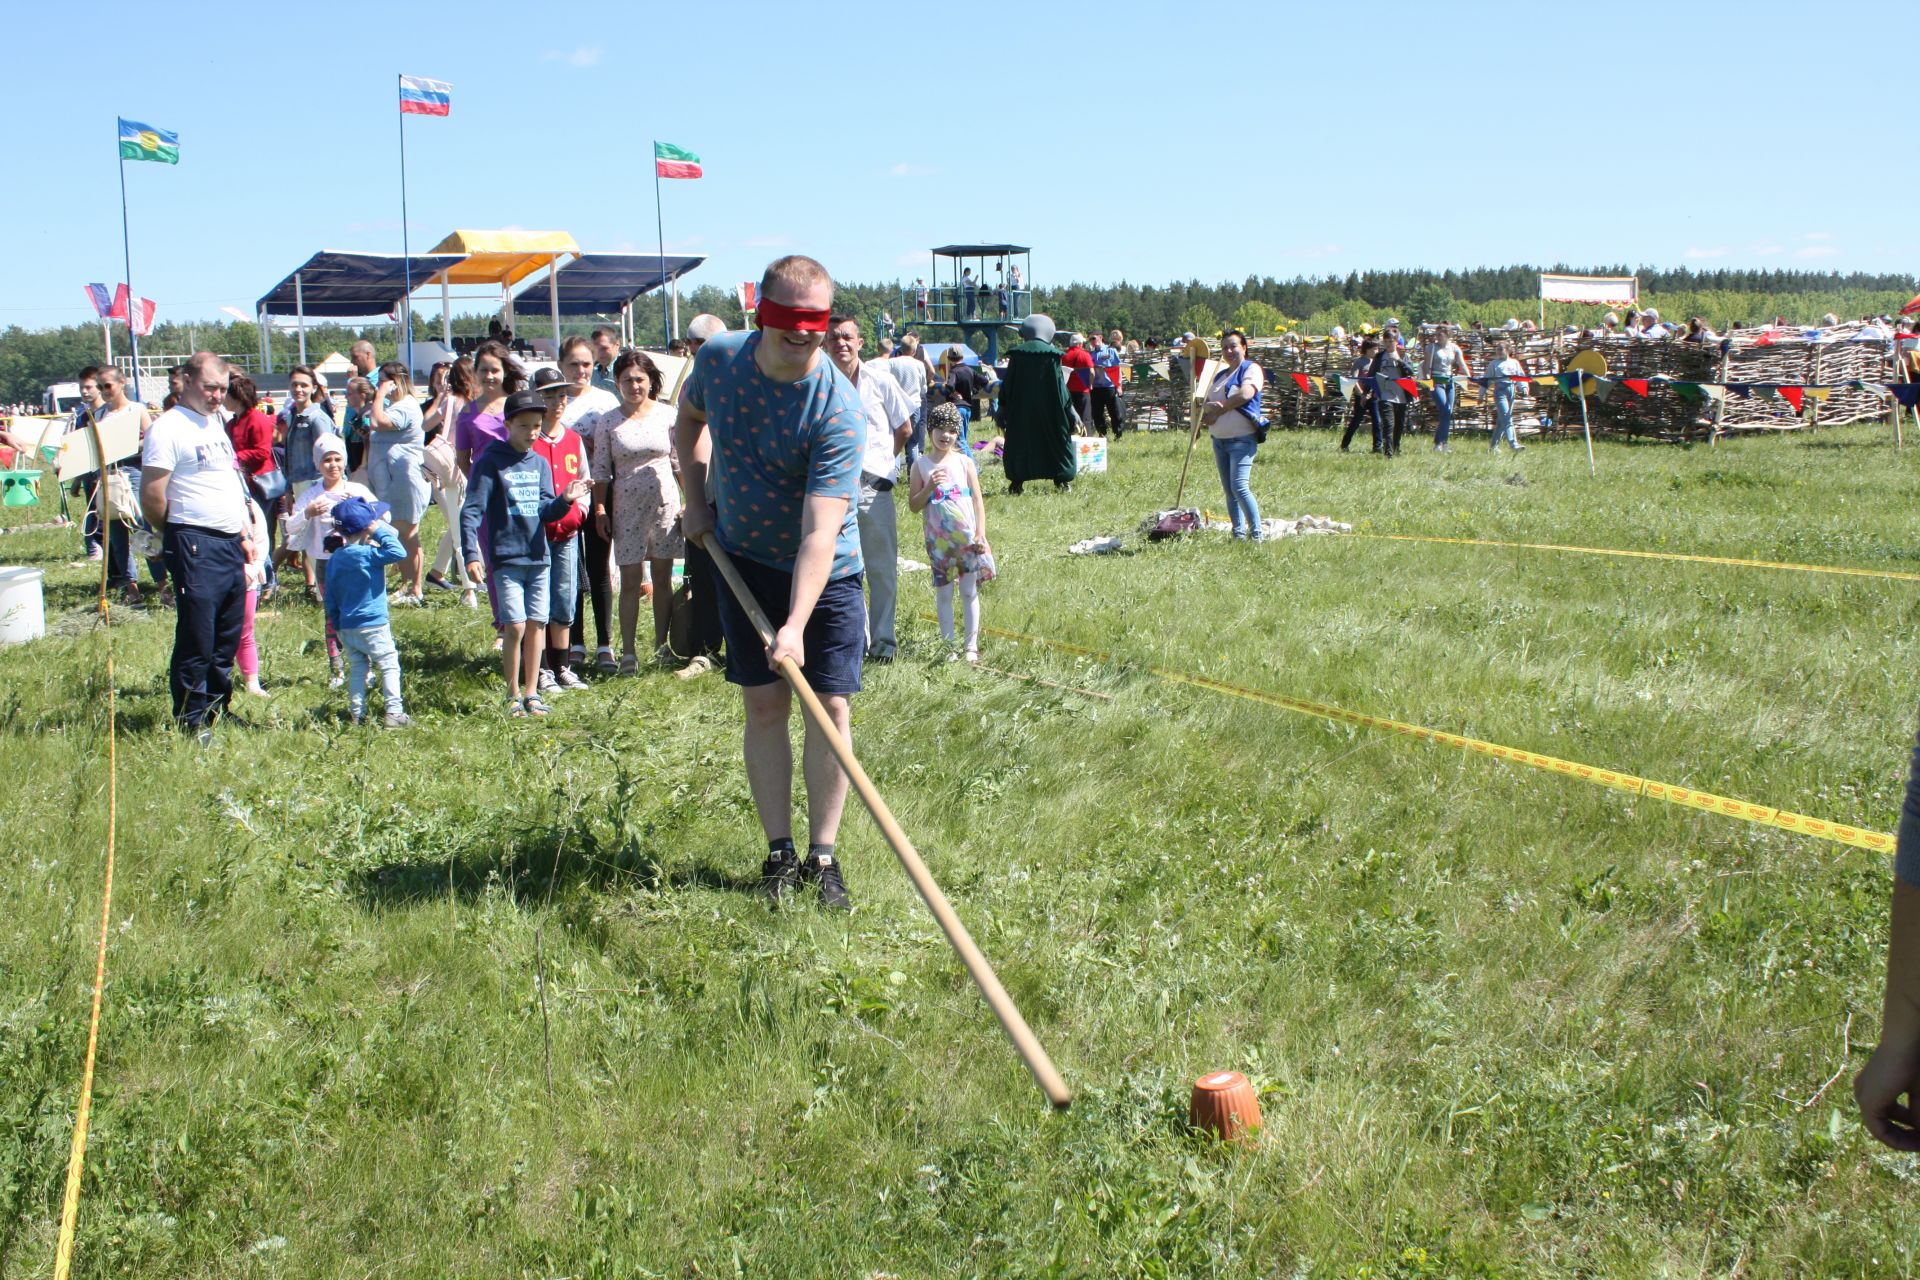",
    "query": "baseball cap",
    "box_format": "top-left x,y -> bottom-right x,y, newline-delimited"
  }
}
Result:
330,496 -> 391,535
503,388 -> 549,421
531,367 -> 568,395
